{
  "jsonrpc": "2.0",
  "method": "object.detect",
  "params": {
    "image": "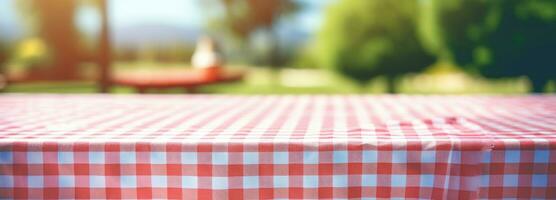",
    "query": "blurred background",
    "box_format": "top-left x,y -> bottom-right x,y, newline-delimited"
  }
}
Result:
0,0 -> 554,94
